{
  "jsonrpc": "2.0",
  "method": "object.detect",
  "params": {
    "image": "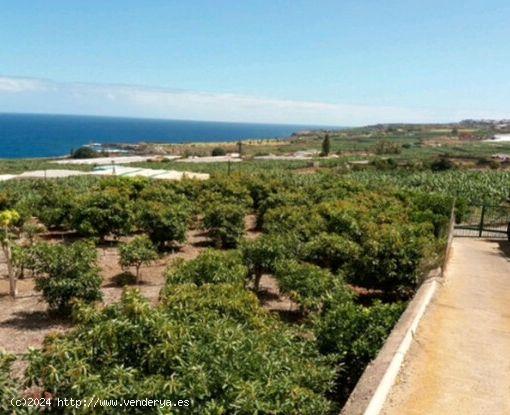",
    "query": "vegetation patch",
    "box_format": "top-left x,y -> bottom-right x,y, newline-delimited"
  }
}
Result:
0,152 -> 473,411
